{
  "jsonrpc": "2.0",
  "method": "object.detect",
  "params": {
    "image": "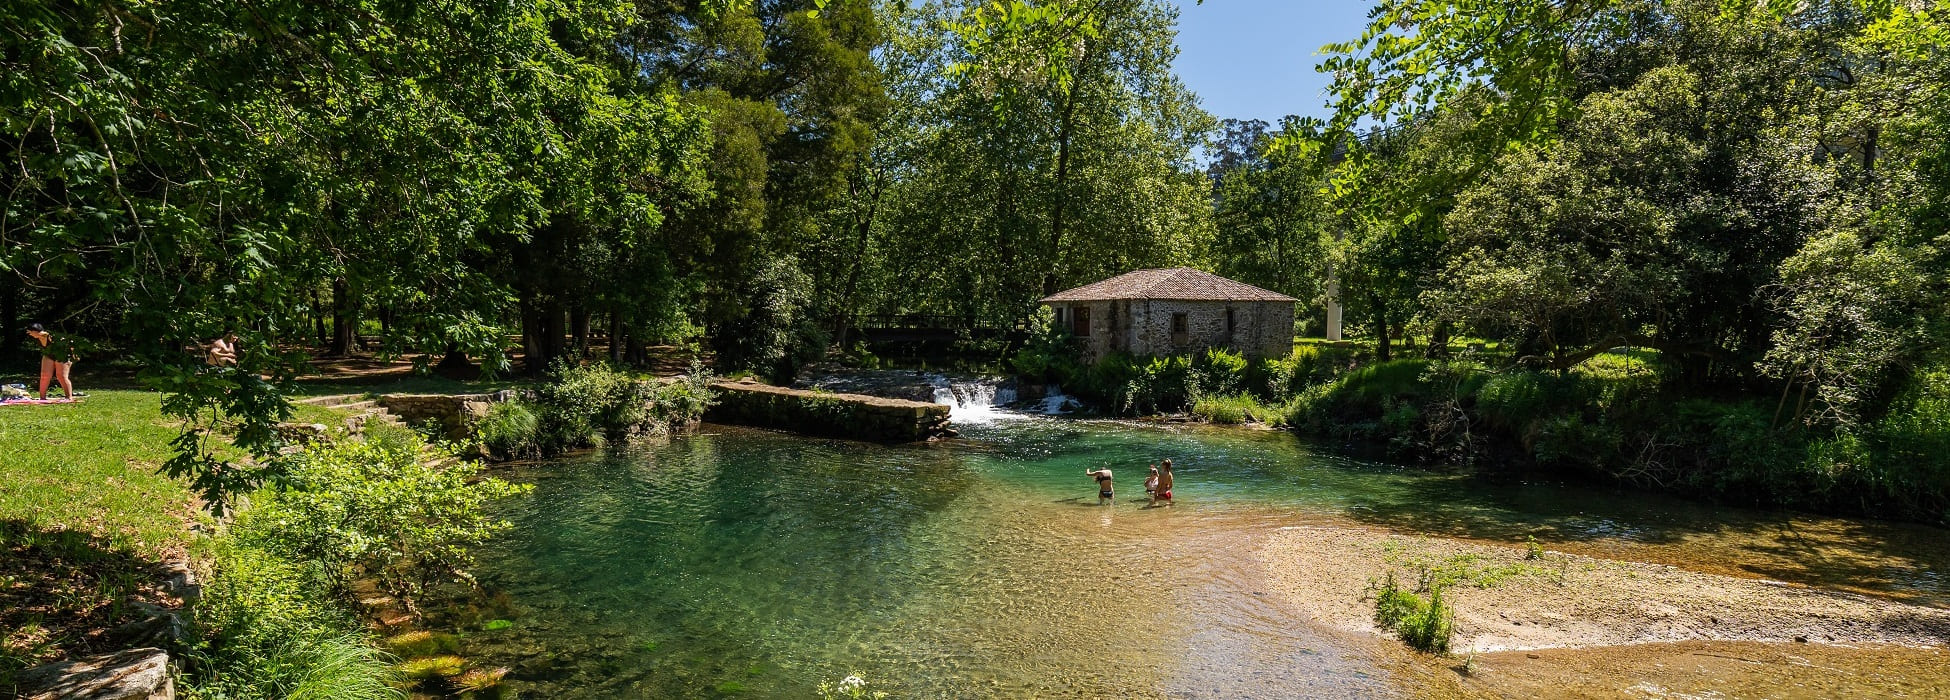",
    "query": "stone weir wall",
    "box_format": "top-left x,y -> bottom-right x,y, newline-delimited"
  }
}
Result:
706,380 -> 952,442
379,391 -> 519,439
